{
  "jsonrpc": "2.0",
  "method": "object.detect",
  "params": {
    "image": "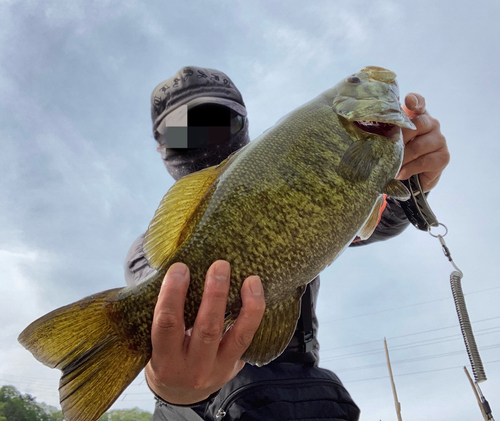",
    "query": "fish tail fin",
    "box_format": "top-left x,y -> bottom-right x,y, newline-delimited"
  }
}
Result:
18,288 -> 149,421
